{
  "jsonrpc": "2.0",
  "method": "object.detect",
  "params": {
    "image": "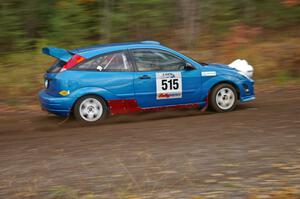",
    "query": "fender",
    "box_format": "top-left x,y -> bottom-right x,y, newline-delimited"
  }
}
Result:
200,74 -> 243,100
69,87 -> 118,102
